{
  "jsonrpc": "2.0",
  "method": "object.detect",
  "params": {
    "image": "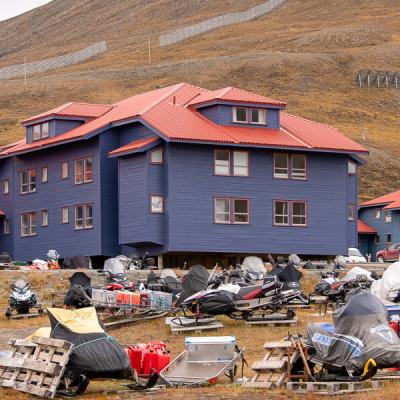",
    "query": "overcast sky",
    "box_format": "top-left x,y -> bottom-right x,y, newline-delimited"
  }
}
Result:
0,0 -> 53,21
